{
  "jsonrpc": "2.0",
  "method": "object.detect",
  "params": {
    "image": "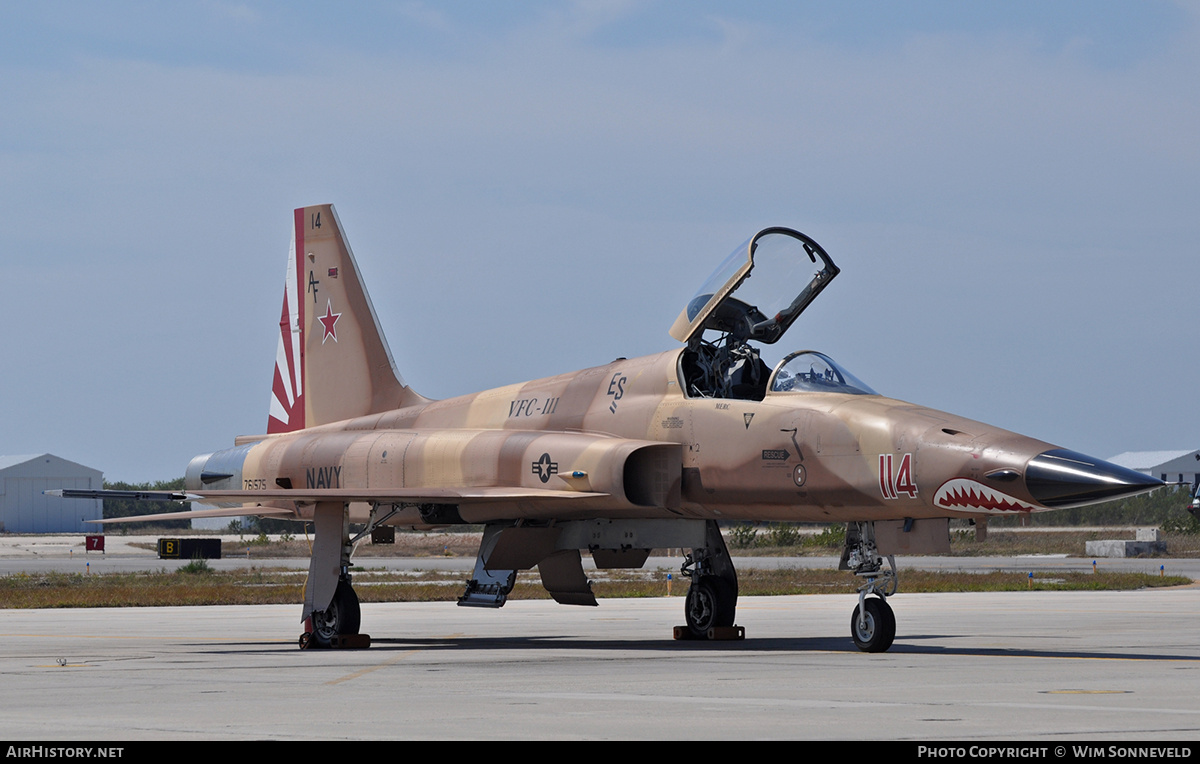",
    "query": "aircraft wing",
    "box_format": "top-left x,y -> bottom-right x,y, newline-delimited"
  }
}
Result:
48,486 -> 610,524
191,487 -> 609,503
